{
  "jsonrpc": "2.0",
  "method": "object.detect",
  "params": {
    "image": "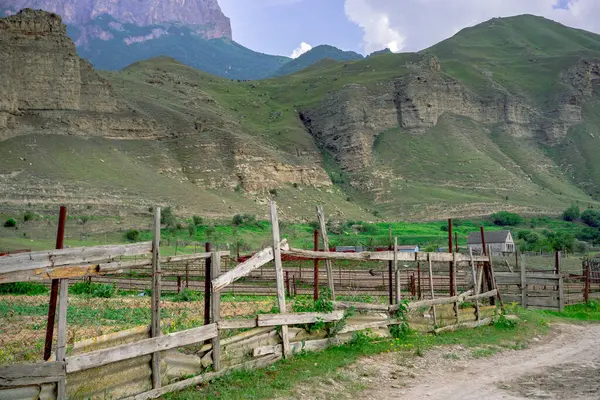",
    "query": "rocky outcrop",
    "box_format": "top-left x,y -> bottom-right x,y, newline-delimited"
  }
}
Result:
0,9 -> 157,141
1,0 -> 232,40
301,68 -> 535,172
